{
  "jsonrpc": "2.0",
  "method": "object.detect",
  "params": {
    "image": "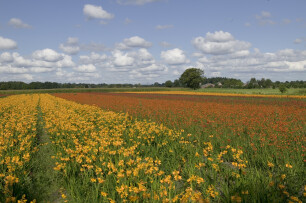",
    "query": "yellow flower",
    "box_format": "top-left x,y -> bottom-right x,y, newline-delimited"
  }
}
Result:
231,195 -> 242,203
281,174 -> 286,180
267,161 -> 274,168
241,190 -> 248,195
101,192 -> 108,197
